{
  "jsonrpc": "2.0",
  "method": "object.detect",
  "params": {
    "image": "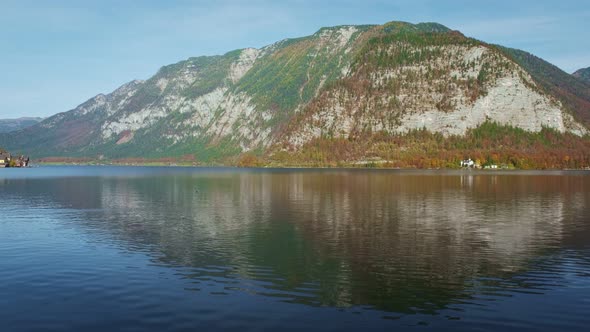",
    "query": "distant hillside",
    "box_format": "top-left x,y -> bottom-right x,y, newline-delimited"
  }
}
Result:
0,117 -> 44,133
573,67 -> 590,84
1,20 -> 589,169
